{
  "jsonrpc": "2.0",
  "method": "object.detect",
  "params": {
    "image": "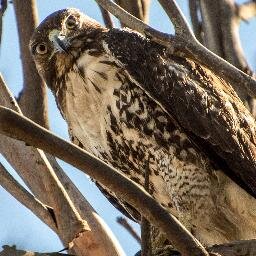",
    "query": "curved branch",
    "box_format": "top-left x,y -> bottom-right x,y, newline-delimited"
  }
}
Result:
0,162 -> 57,231
0,106 -> 209,256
